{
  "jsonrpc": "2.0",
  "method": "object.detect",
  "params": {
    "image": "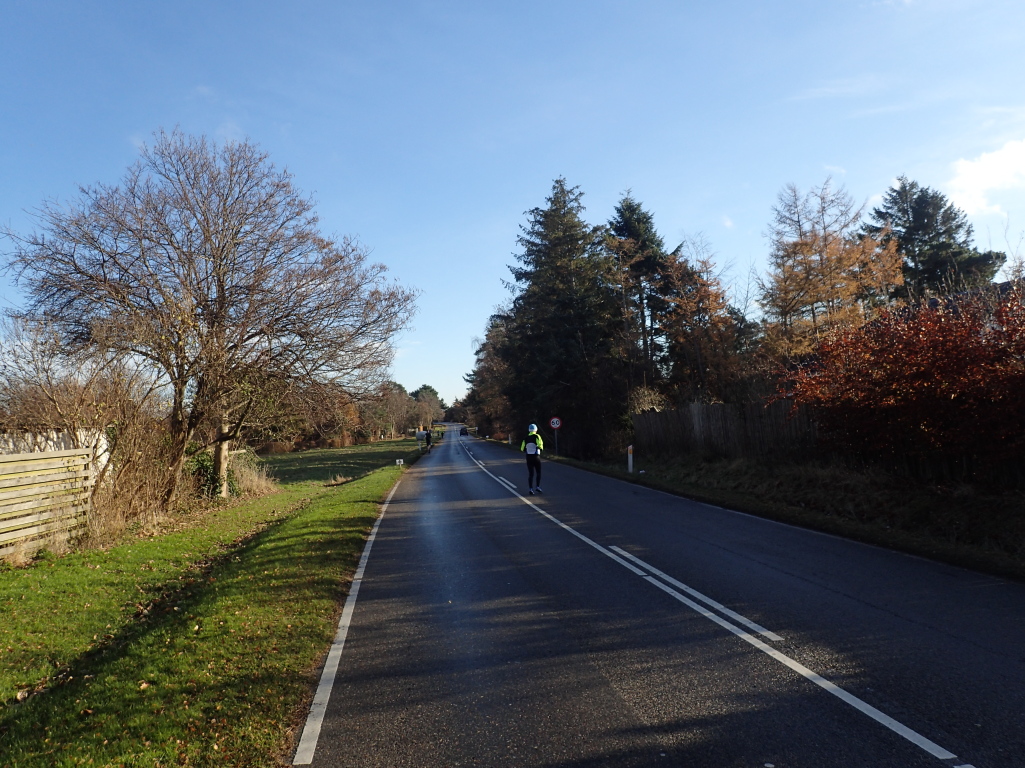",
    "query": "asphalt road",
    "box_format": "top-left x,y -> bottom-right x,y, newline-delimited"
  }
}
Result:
293,431 -> 1025,767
